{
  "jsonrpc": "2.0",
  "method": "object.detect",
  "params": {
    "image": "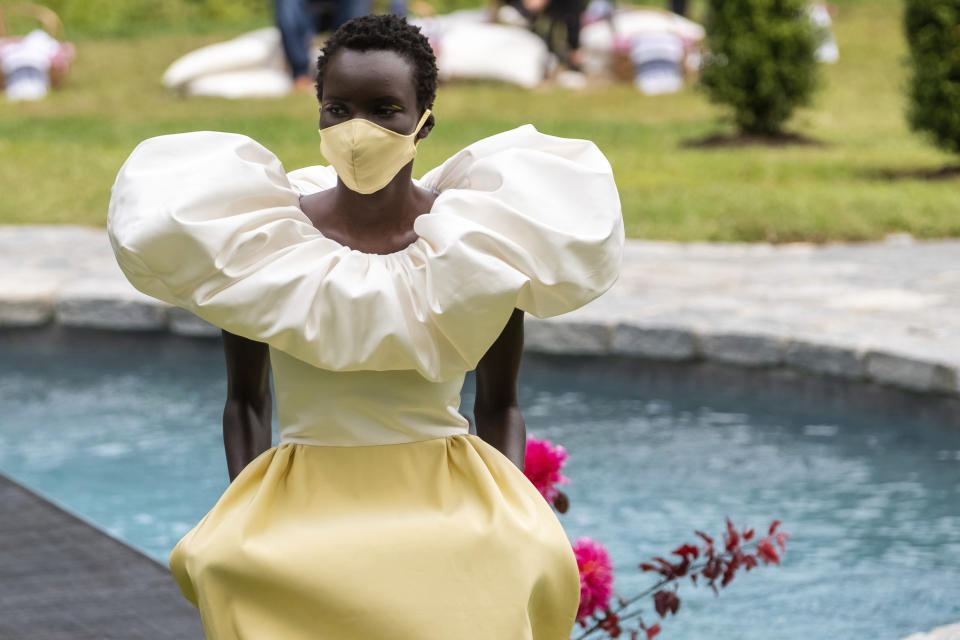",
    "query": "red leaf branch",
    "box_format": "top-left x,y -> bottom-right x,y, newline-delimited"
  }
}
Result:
571,518 -> 789,639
